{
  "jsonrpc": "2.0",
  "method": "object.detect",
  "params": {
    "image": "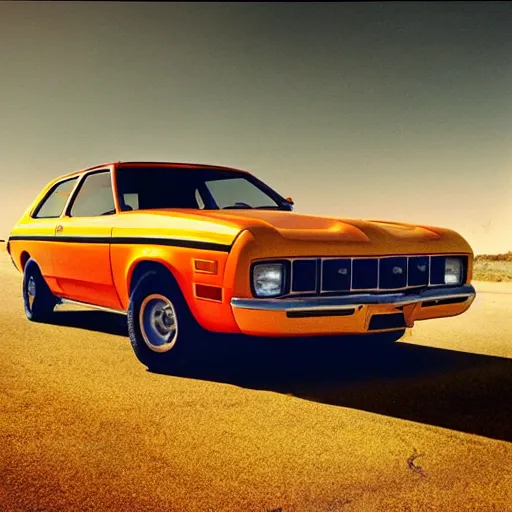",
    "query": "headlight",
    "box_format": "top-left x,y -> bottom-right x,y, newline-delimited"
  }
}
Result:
252,263 -> 284,297
445,257 -> 463,285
